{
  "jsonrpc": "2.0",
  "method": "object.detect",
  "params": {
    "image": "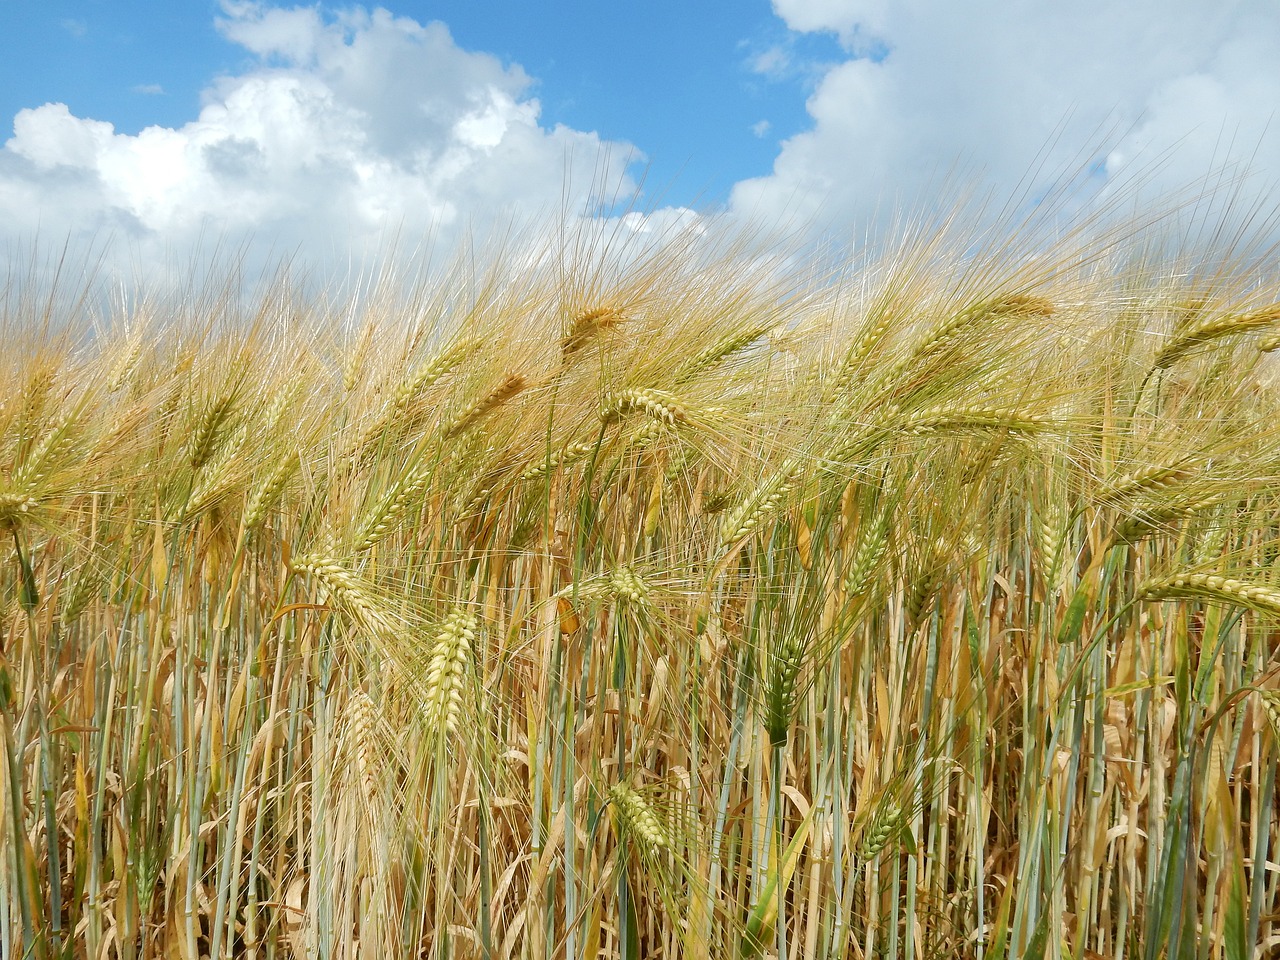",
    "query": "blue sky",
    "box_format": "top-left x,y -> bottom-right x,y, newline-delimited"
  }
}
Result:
2,1 -> 1279,275
0,1 -> 846,207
